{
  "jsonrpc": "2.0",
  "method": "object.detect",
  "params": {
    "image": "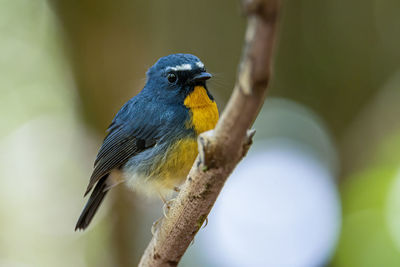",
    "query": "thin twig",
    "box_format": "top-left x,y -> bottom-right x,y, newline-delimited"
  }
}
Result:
139,0 -> 280,266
